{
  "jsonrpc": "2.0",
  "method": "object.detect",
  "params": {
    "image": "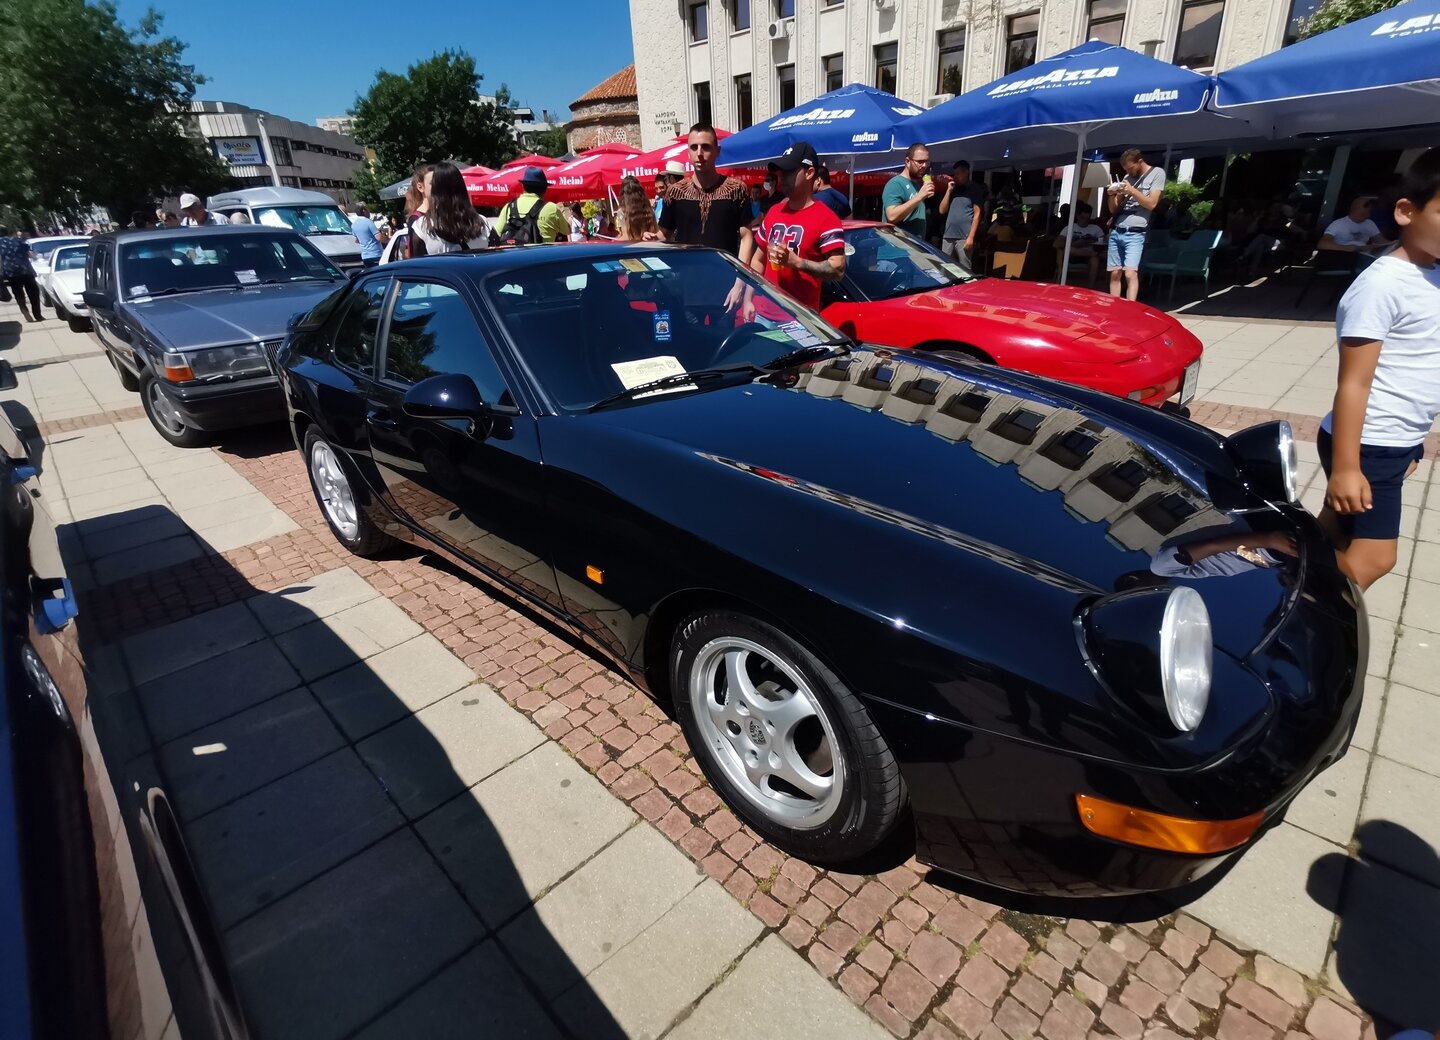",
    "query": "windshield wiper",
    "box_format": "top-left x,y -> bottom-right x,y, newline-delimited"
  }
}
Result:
134,285 -> 234,298
258,275 -> 341,284
589,366 -> 754,412
757,342 -> 849,371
